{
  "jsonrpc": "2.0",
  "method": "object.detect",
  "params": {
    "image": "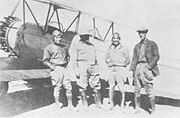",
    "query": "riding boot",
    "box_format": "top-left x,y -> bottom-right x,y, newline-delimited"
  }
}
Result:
109,88 -> 114,110
53,85 -> 63,108
134,94 -> 141,113
66,90 -> 74,110
120,92 -> 125,108
150,96 -> 155,114
54,96 -> 63,108
94,90 -> 102,108
80,89 -> 88,110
